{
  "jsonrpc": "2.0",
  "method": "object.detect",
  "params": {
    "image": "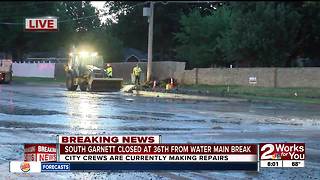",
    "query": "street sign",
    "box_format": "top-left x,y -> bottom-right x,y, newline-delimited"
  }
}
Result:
249,76 -> 257,85
143,7 -> 150,16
